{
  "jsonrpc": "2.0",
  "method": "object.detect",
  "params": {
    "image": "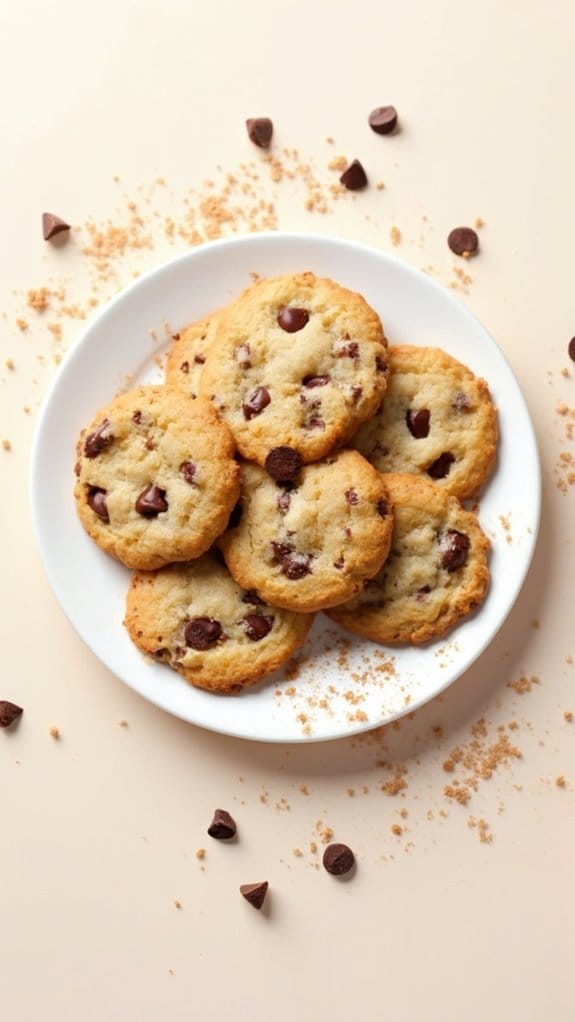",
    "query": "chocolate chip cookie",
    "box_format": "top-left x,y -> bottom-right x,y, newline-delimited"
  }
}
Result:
219,450 -> 393,613
124,552 -> 314,692
74,386 -> 240,570
165,311 -> 220,398
327,473 -> 490,644
199,272 -> 389,466
353,346 -> 498,499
